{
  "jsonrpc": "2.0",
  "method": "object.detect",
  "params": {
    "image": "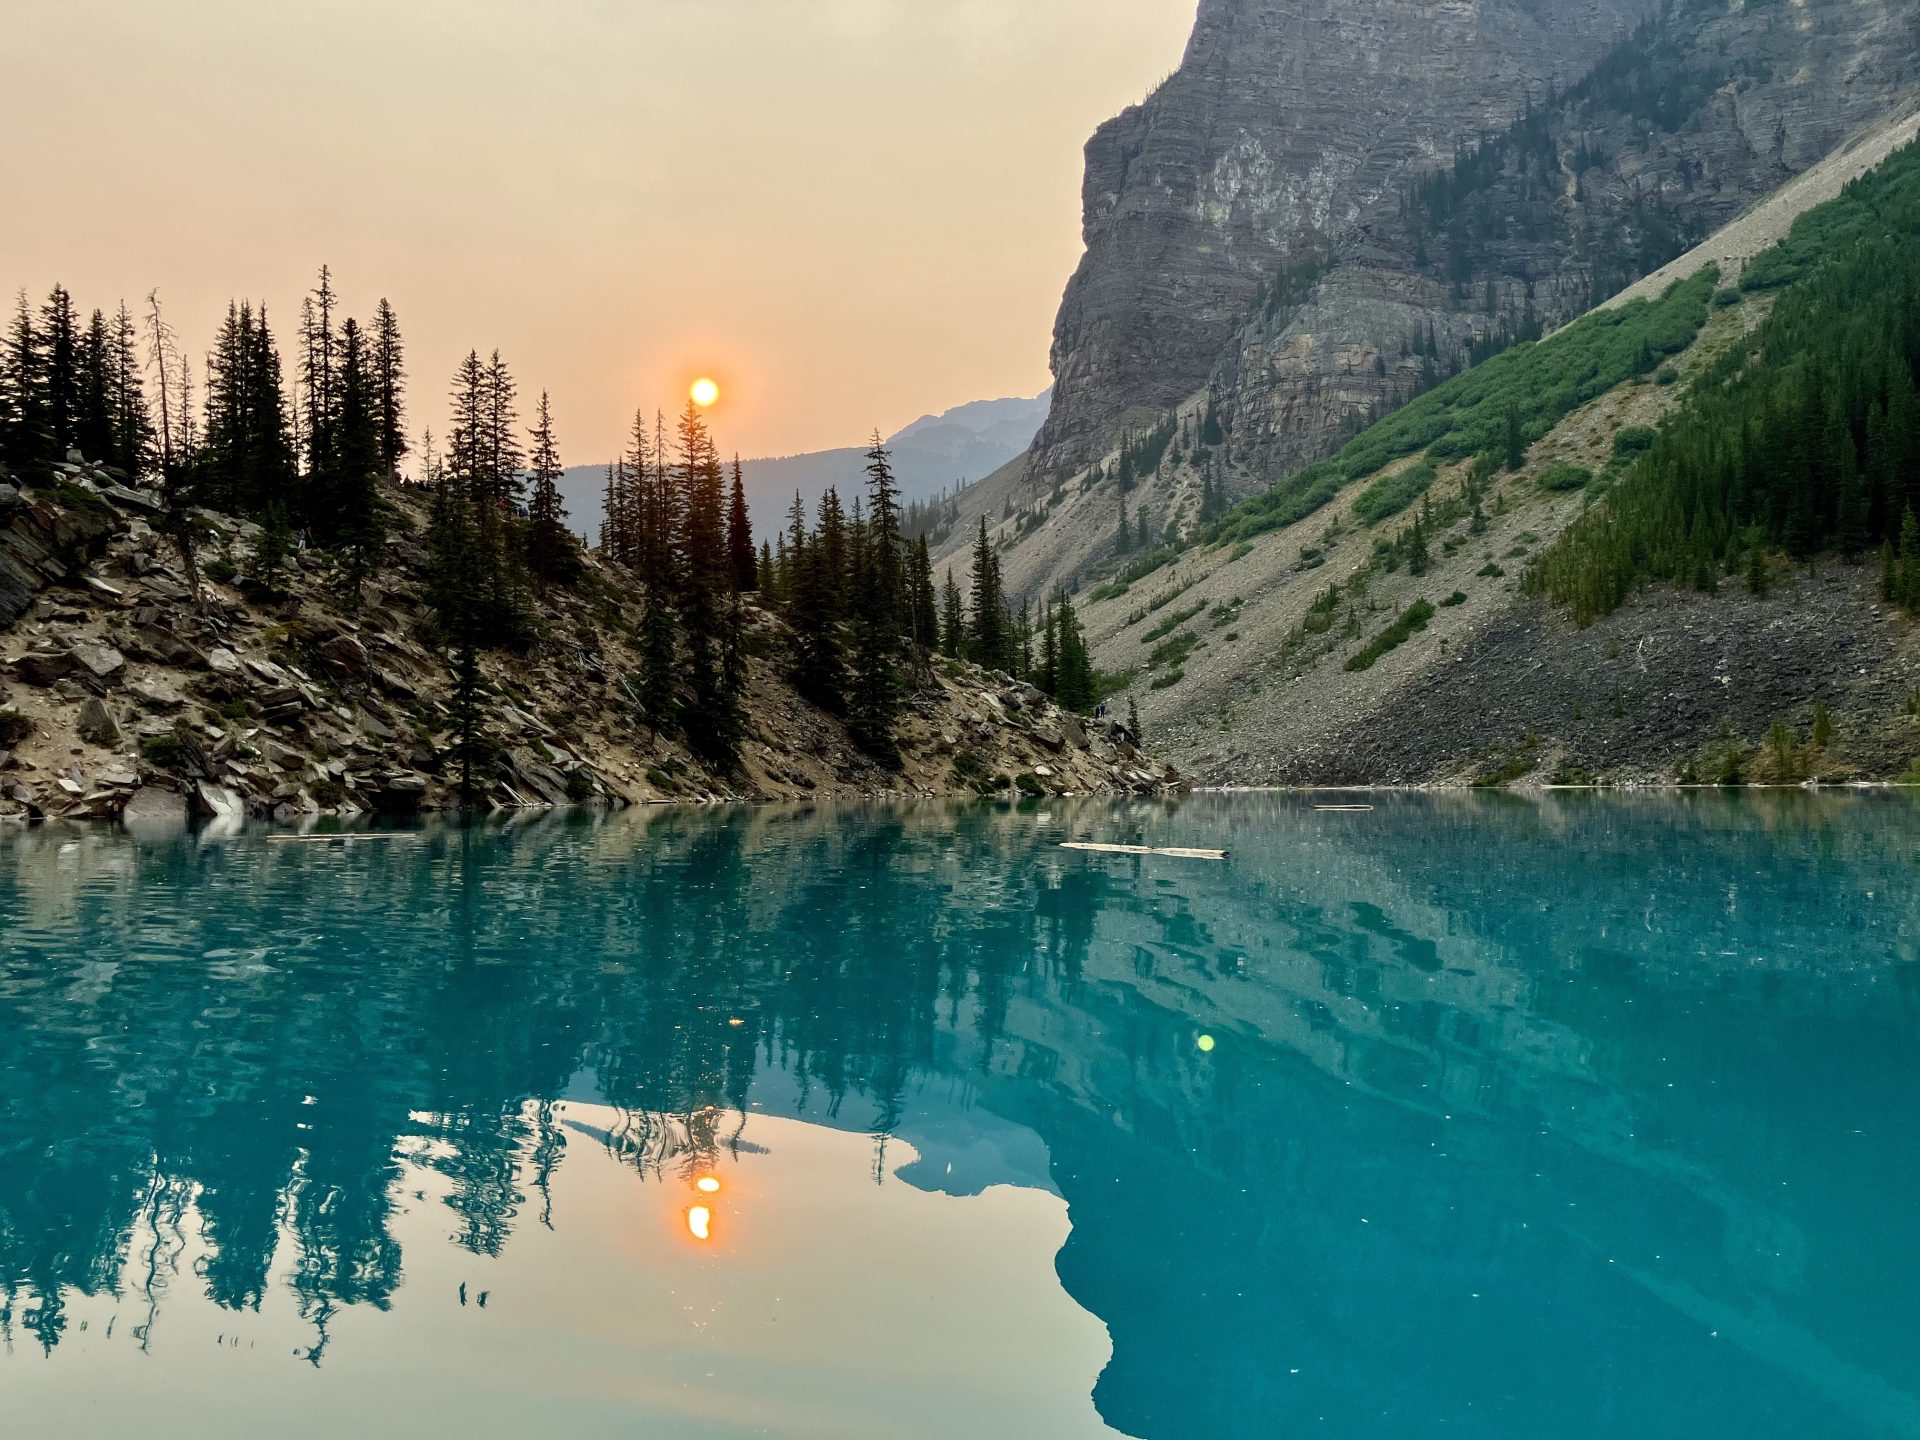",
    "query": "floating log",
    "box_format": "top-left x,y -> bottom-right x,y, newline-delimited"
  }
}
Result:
1313,805 -> 1374,812
266,833 -> 419,844
1061,842 -> 1227,861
